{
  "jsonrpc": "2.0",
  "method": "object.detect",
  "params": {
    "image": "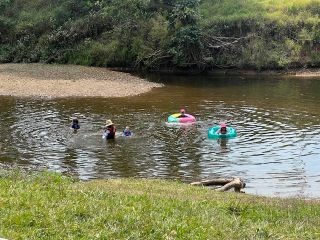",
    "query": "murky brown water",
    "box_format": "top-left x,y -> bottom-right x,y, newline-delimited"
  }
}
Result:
1,74 -> 320,197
